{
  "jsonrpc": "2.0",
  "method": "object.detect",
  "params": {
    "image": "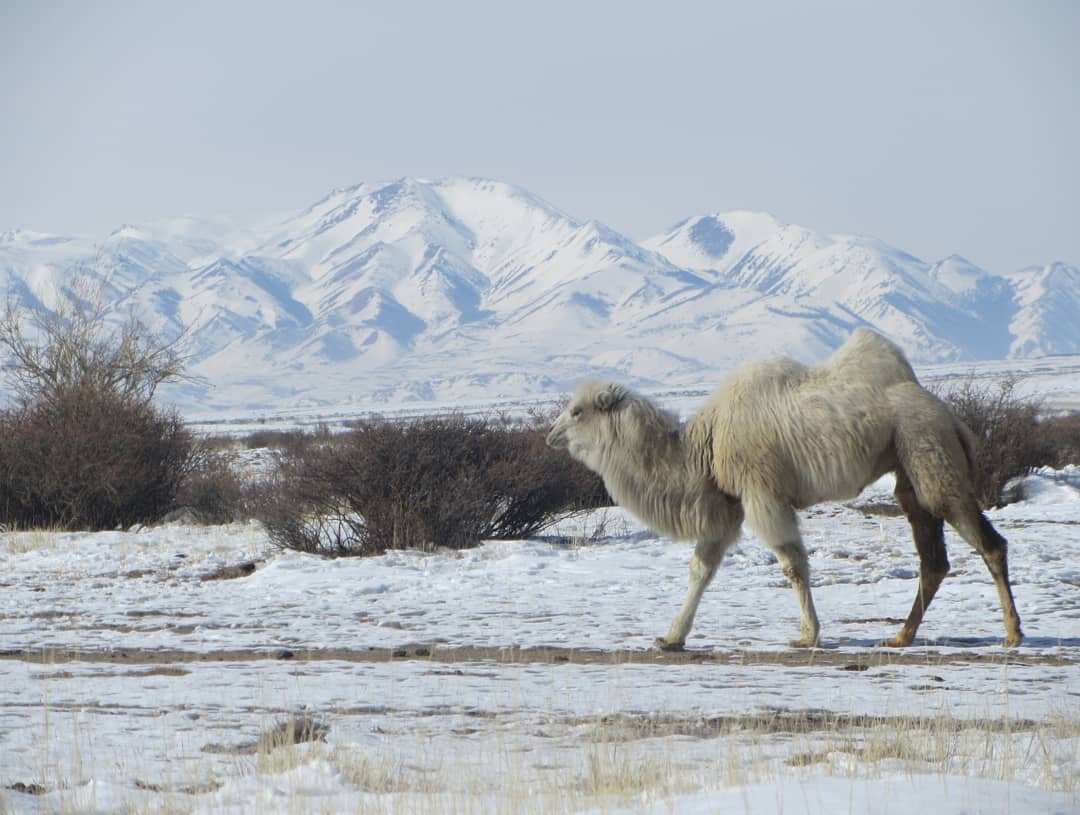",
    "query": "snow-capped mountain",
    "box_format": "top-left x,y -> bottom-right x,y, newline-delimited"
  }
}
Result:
1005,262 -> 1080,357
1,179 -> 1076,413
